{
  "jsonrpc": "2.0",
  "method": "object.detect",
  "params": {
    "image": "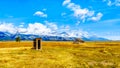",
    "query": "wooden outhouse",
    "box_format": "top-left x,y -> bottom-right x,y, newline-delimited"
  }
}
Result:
33,38 -> 42,50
